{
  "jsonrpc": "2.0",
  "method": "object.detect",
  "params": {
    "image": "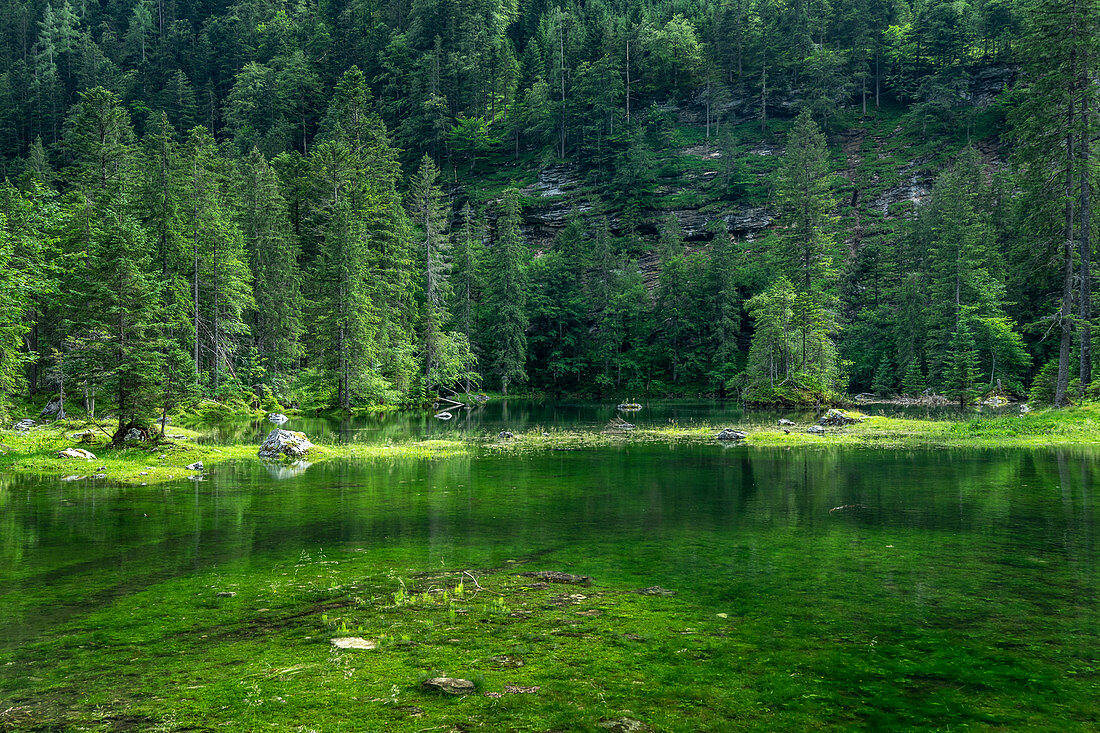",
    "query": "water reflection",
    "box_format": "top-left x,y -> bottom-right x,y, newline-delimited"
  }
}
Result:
192,399 -> 1018,445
